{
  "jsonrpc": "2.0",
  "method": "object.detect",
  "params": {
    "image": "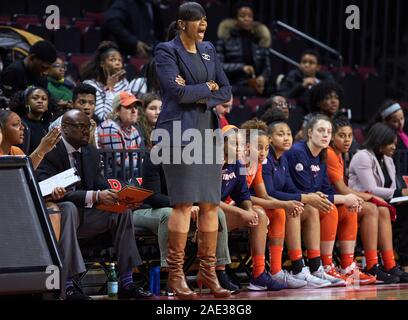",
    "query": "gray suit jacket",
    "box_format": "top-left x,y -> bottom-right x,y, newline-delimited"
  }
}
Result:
348,149 -> 396,200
